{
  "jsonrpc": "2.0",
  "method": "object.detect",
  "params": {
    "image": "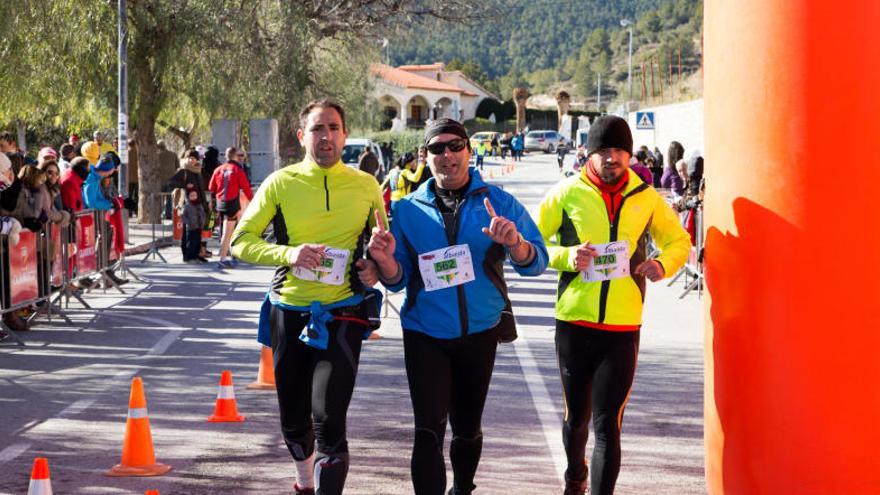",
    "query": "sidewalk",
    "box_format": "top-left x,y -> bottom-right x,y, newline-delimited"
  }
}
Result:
123,218 -> 175,257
